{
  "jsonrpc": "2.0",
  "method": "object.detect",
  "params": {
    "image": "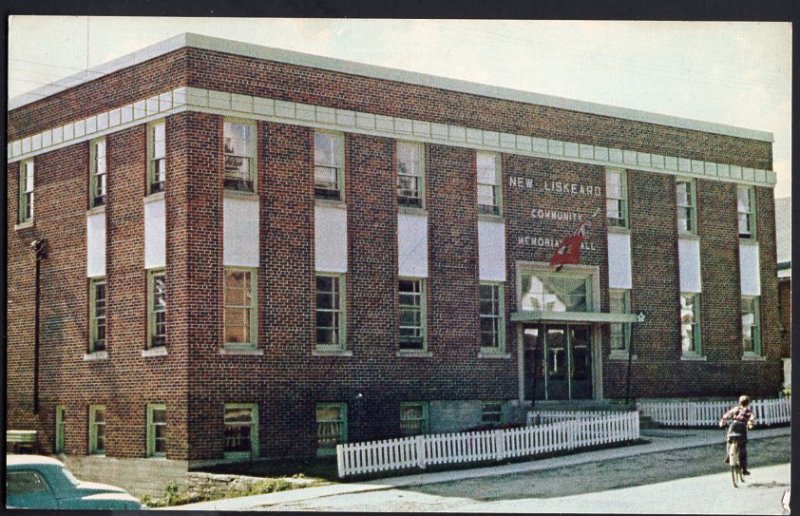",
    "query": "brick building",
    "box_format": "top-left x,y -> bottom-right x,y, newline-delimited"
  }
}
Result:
7,33 -> 783,482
